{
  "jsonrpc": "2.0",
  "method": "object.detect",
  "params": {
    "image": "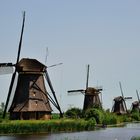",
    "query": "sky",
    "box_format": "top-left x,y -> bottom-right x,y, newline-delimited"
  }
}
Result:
0,0 -> 140,112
